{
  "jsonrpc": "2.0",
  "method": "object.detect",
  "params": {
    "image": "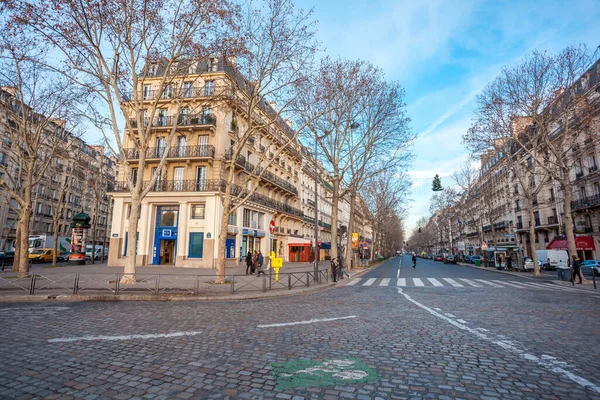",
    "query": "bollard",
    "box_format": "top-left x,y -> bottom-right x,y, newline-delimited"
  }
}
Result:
195,276 -> 200,296
269,269 -> 272,290
592,270 -> 597,290
306,272 -> 310,287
